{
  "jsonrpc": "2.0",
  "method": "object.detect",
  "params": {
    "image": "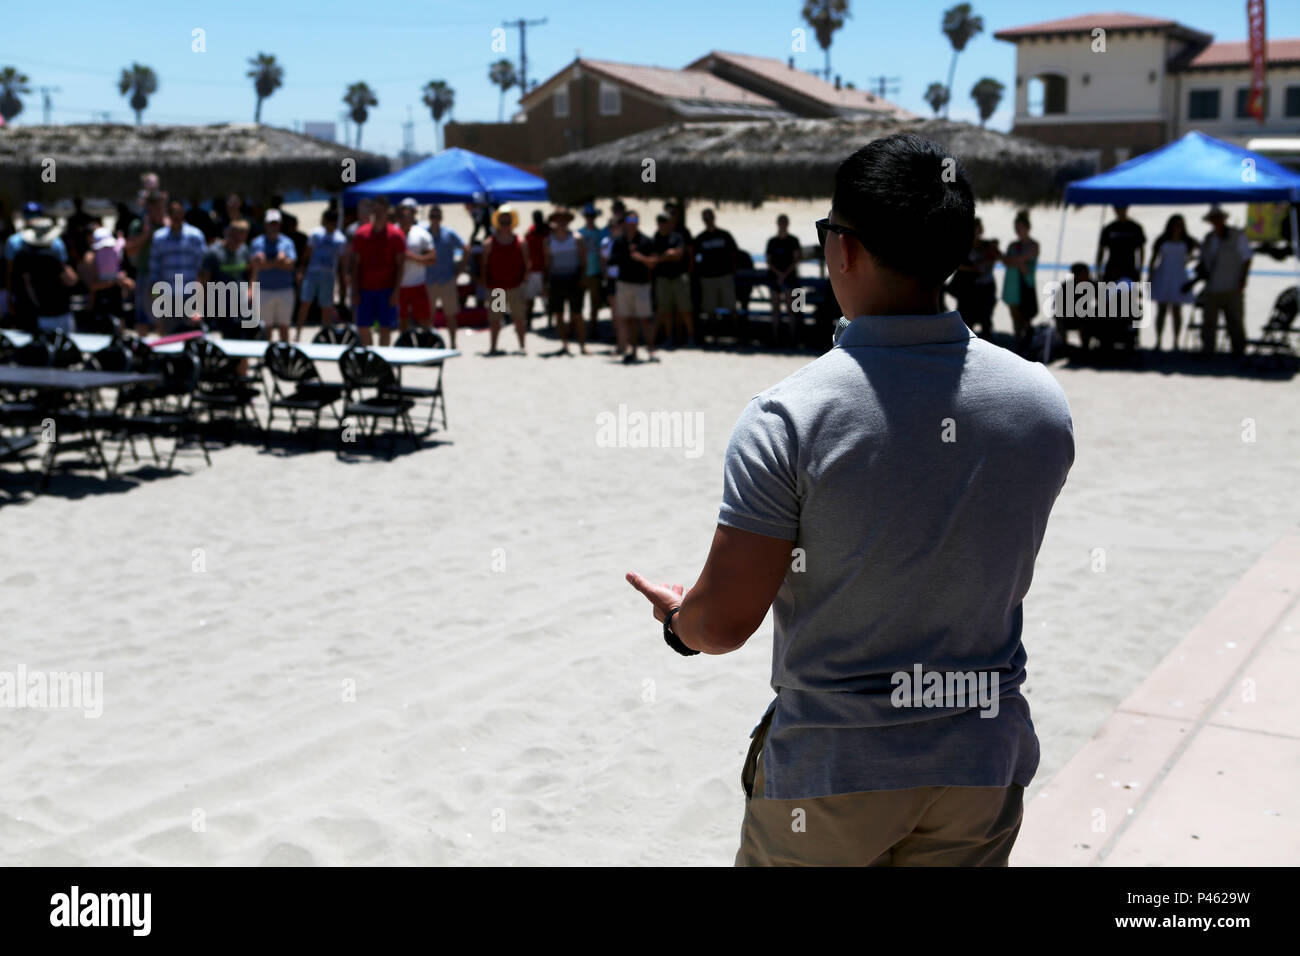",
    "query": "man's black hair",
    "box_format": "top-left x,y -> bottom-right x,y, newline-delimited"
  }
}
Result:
831,132 -> 975,286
